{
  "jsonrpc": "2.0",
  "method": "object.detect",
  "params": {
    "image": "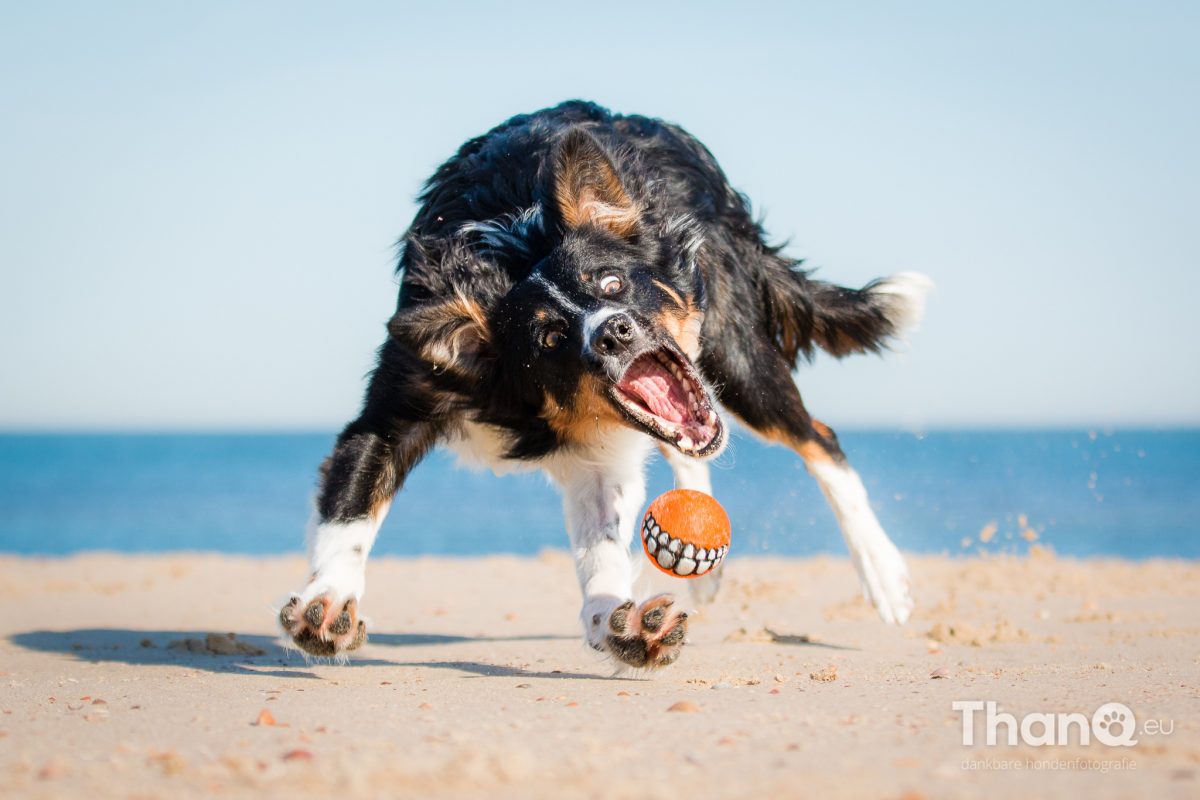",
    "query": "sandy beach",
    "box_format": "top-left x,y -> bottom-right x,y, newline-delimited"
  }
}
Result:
1,551 -> 1197,799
